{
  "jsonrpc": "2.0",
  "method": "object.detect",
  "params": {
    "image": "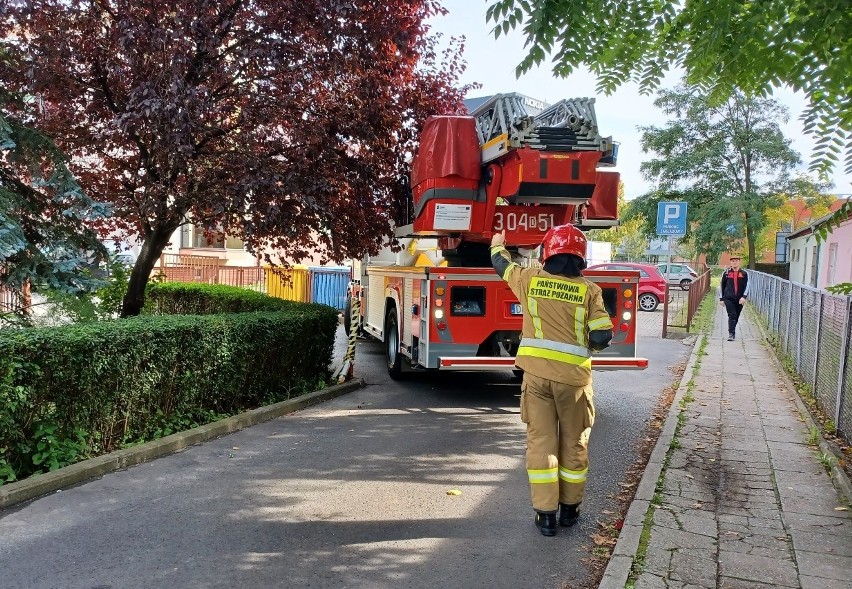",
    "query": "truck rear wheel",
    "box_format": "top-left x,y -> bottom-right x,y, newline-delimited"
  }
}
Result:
385,307 -> 403,379
343,298 -> 351,336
